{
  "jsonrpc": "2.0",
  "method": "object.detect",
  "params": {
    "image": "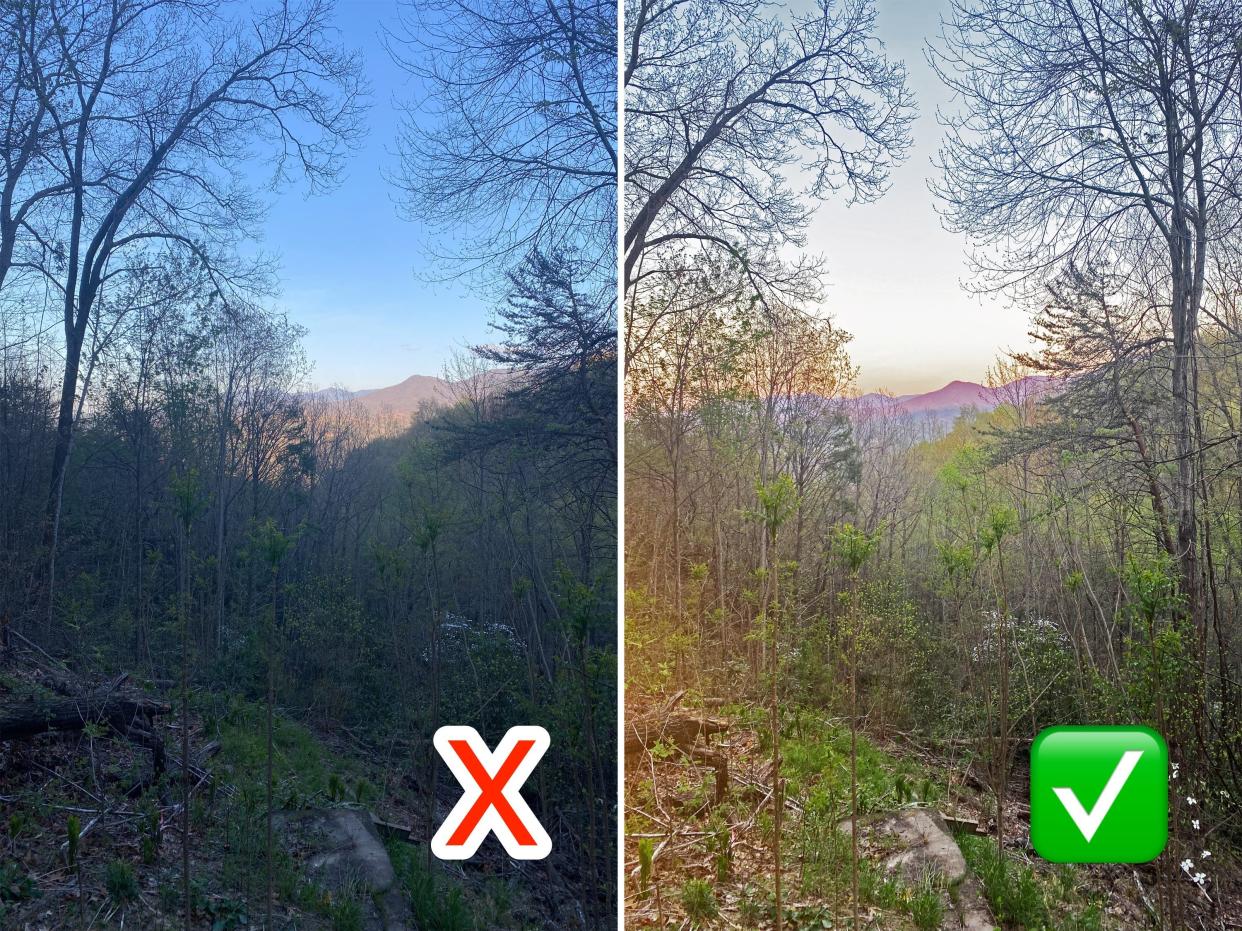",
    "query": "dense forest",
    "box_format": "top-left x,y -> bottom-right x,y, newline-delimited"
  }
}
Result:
624,0 -> 1241,929
0,0 -> 616,928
